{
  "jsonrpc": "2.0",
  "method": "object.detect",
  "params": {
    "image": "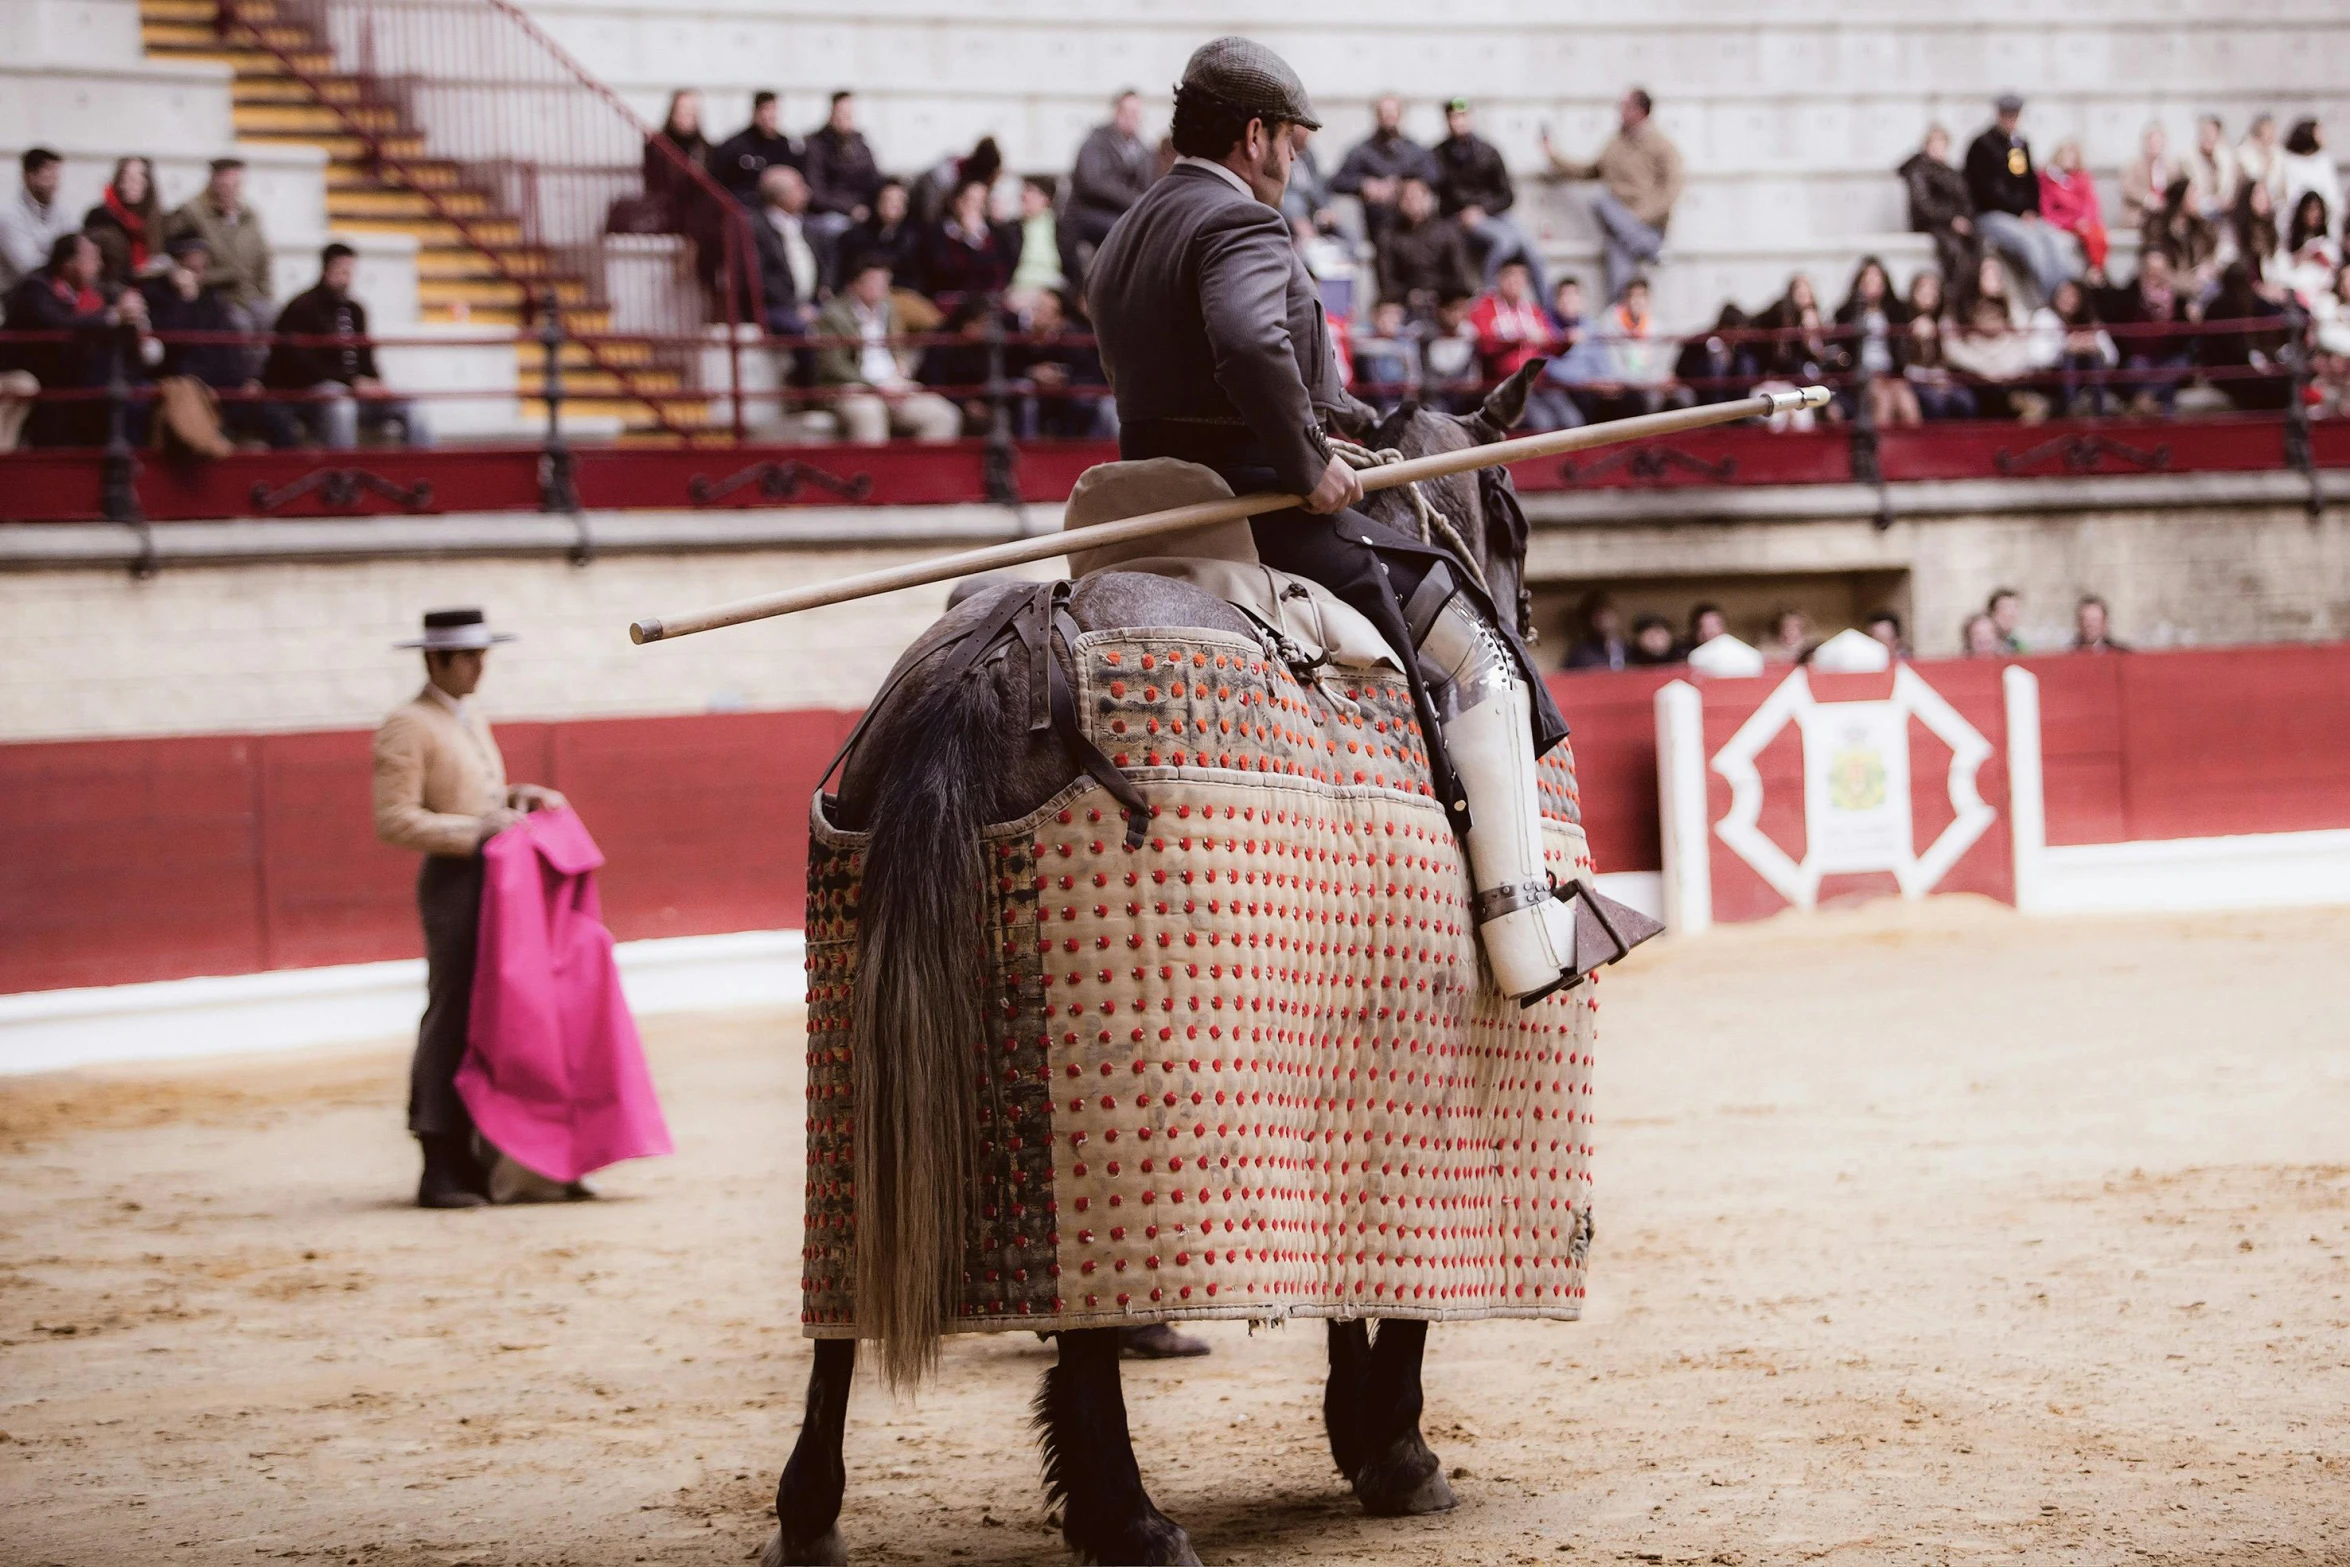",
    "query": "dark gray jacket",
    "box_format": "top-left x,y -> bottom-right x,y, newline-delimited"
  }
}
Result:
1085,162 -> 1344,496
1069,124 -> 1153,223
